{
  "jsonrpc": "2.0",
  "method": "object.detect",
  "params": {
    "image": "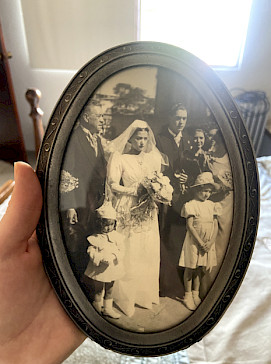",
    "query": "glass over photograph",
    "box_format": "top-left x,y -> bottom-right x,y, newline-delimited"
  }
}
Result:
59,66 -> 234,333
